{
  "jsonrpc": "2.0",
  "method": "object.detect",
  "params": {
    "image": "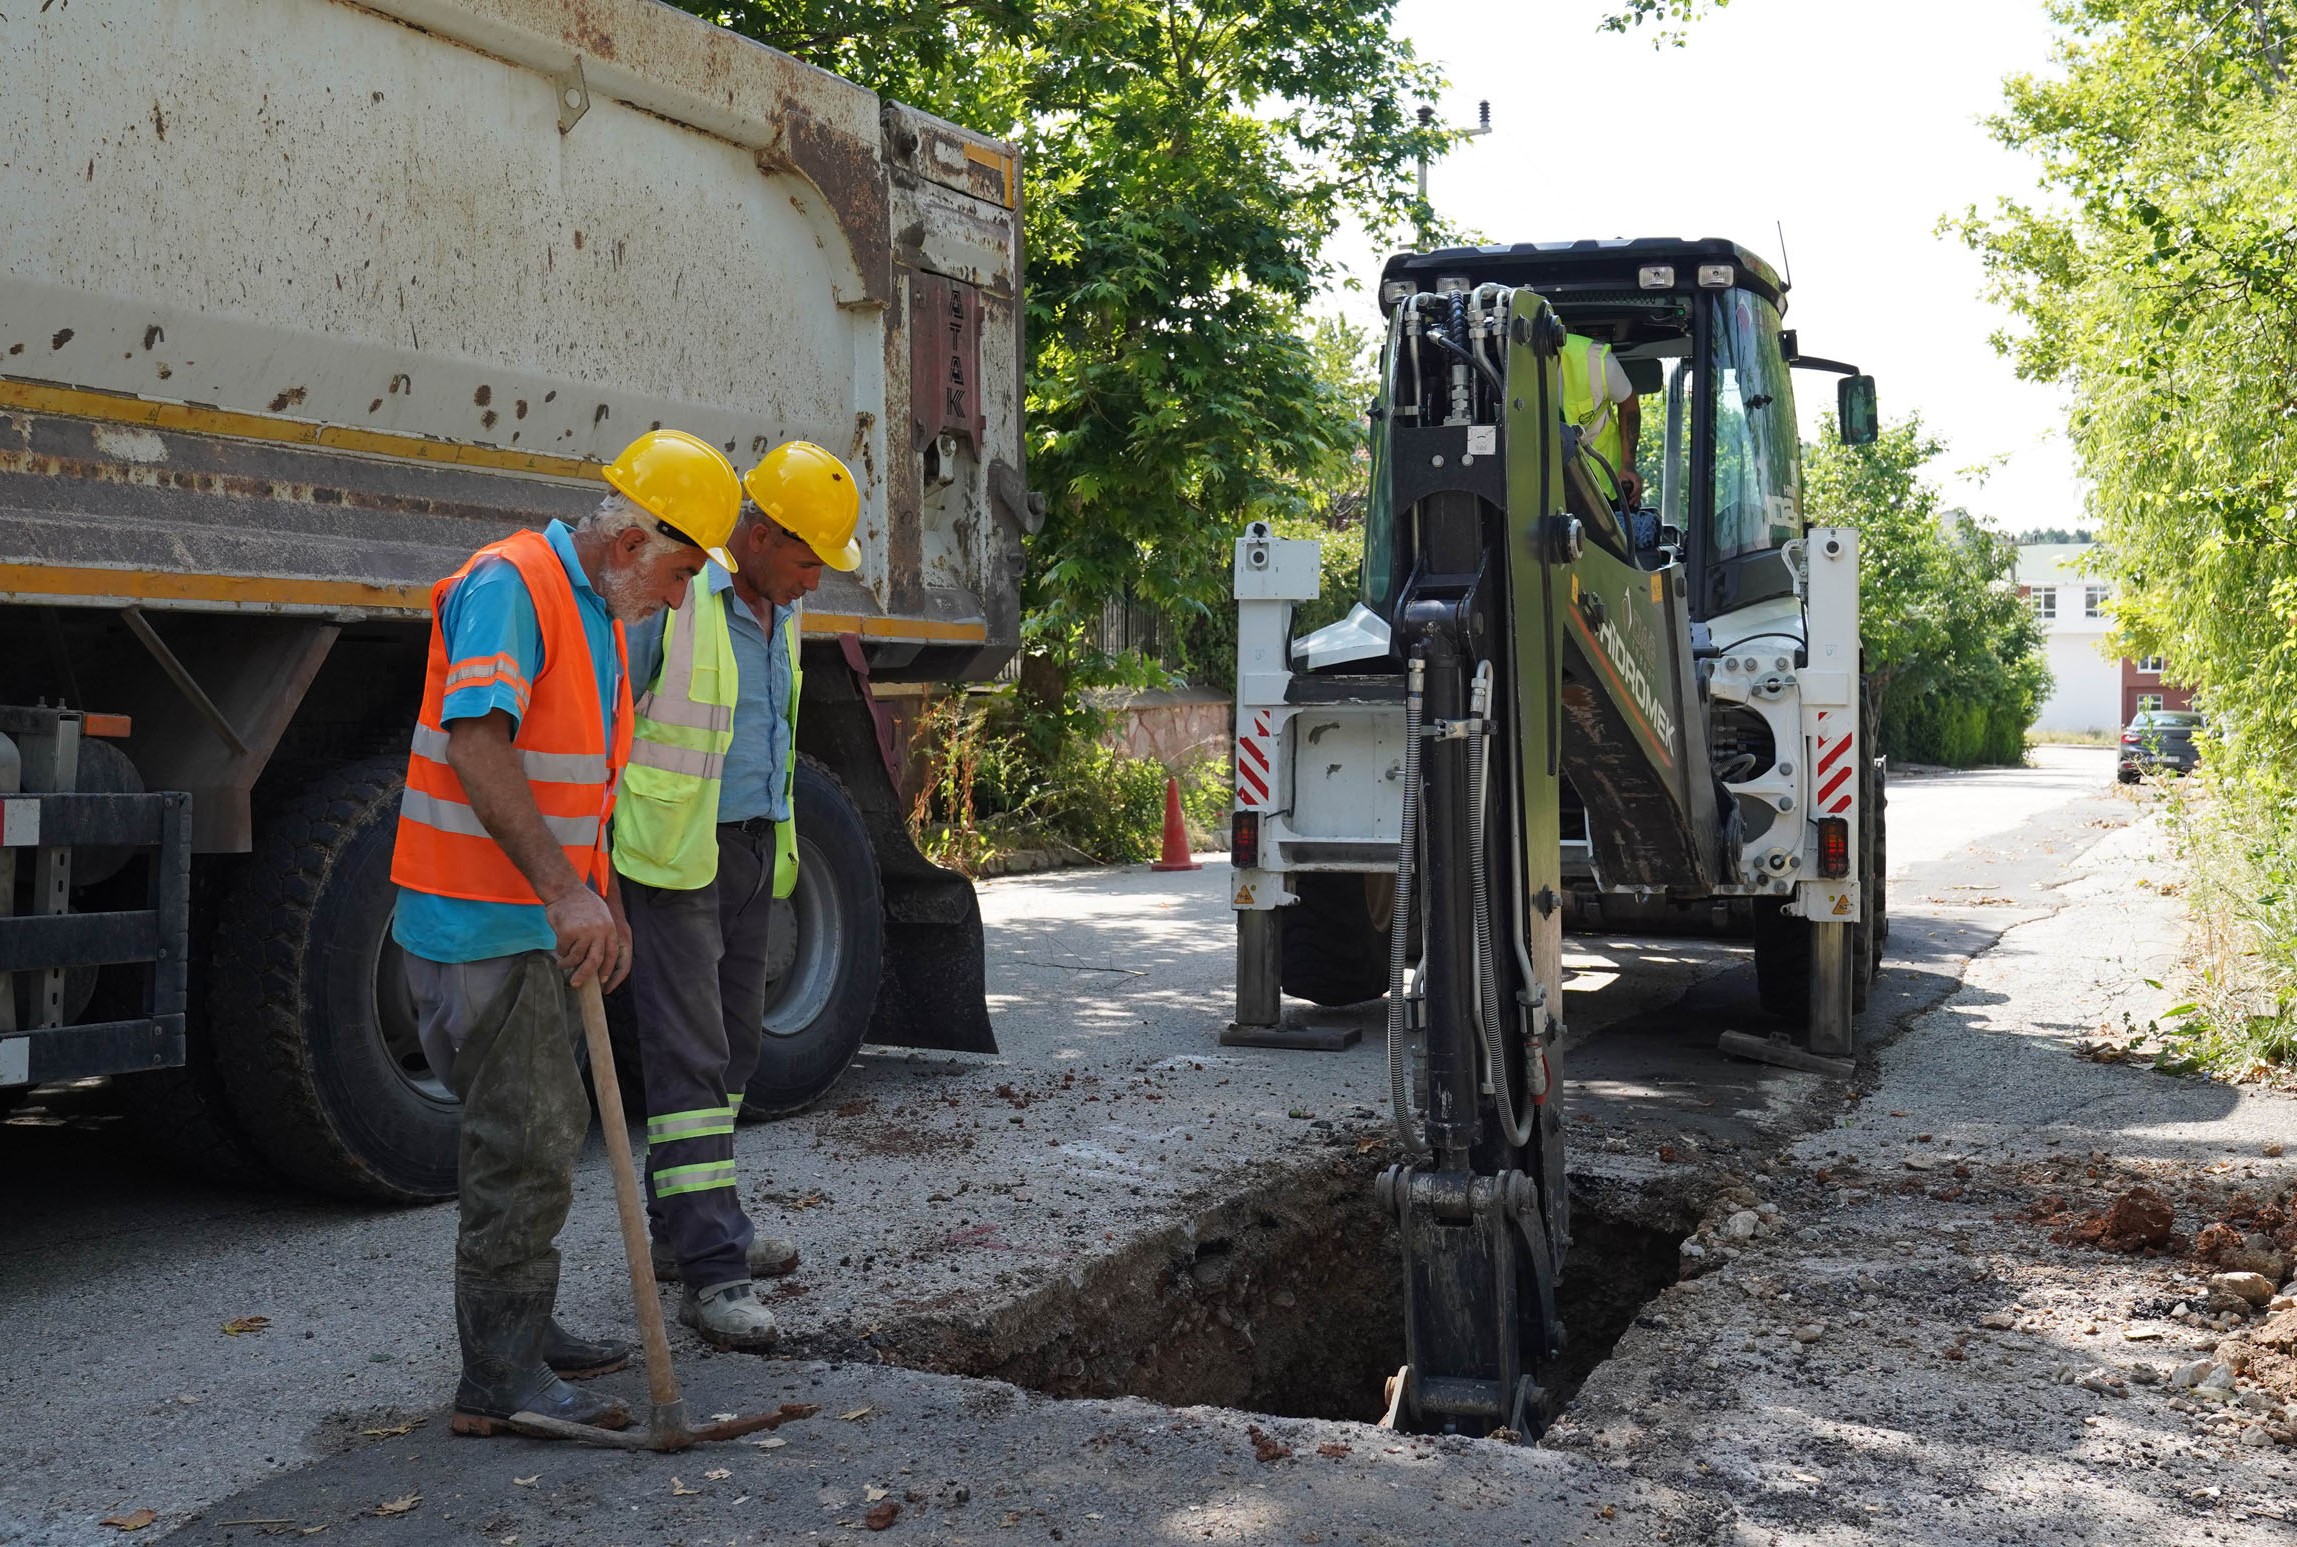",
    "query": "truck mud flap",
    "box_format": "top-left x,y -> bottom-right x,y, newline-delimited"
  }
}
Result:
800,640 -> 998,1057
872,855 -> 998,1055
